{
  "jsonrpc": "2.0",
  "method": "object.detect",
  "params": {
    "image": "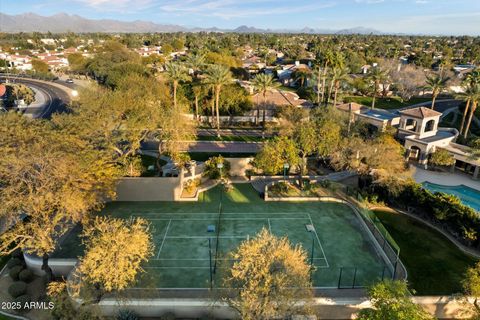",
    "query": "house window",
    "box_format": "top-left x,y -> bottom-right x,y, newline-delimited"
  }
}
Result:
425,119 -> 436,132
405,118 -> 417,131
